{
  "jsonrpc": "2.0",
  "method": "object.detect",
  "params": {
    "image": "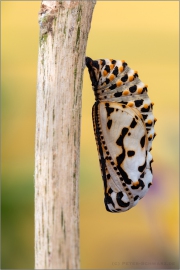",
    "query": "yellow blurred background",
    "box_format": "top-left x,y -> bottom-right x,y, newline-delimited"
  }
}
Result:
1,1 -> 179,269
